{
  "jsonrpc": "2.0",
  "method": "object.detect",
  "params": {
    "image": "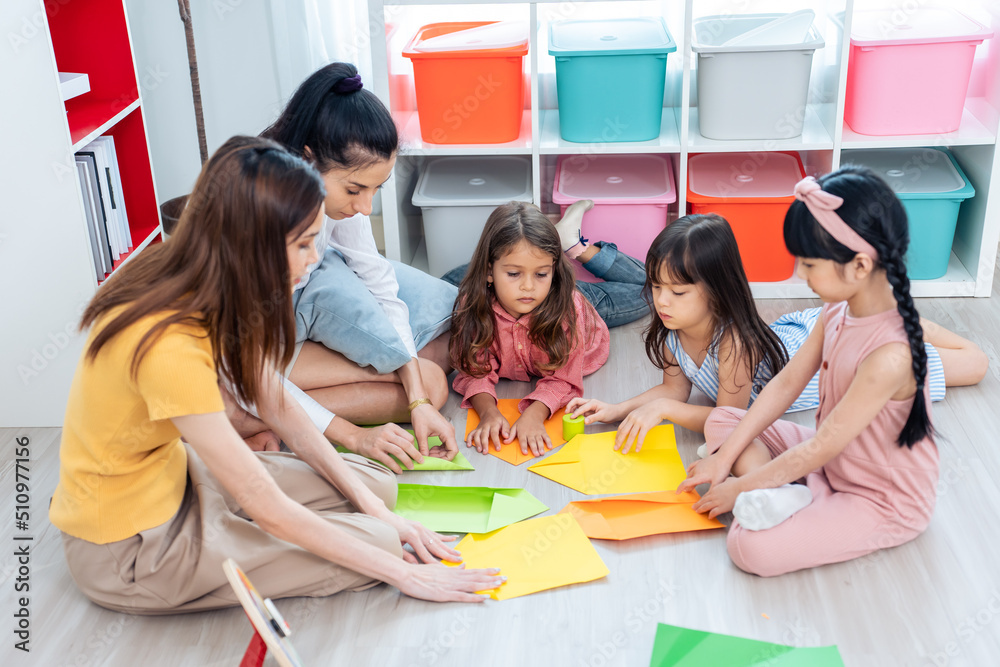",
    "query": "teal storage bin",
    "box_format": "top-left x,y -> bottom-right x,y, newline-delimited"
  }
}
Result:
842,148 -> 975,280
549,17 -> 676,143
